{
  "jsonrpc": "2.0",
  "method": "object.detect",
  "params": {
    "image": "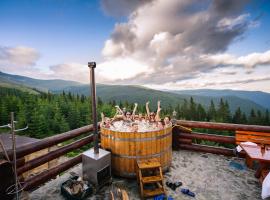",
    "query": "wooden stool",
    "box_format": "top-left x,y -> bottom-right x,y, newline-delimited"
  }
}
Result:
136,158 -> 166,199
